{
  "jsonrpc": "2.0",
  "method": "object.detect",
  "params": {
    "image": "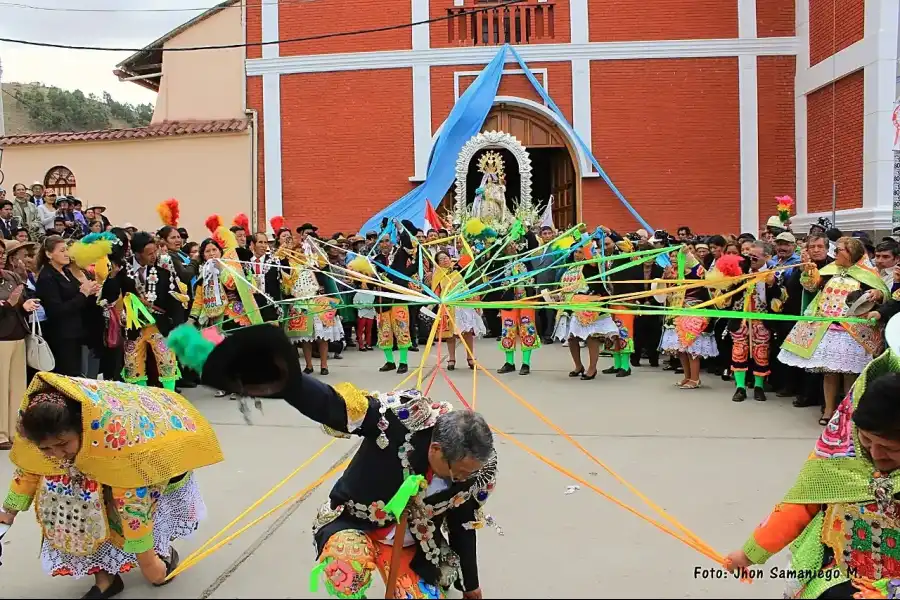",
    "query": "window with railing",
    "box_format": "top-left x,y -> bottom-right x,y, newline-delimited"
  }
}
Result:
447,1 -> 556,46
